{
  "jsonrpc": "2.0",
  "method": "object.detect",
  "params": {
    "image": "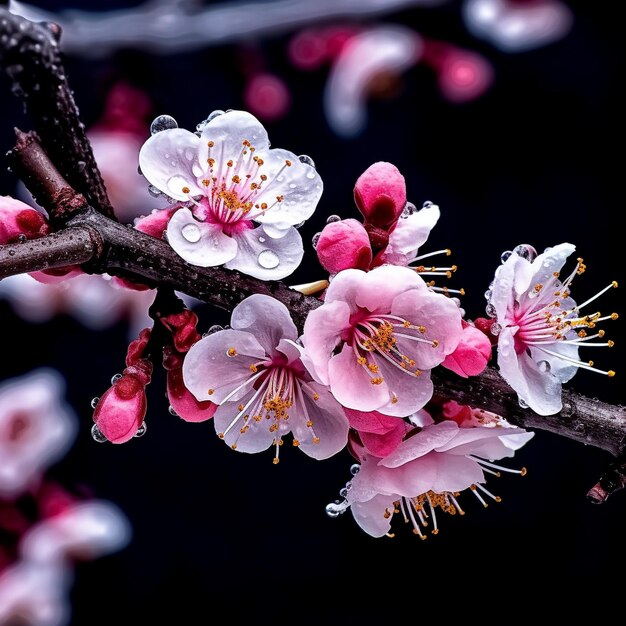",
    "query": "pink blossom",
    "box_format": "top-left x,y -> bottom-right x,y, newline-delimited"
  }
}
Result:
354,161 -> 406,230
302,265 -> 463,416
0,196 -> 49,243
441,320 -> 492,377
489,243 -> 617,415
138,110 -> 322,280
183,294 -> 349,462
339,418 -> 533,538
0,370 -> 77,499
344,407 -> 413,458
